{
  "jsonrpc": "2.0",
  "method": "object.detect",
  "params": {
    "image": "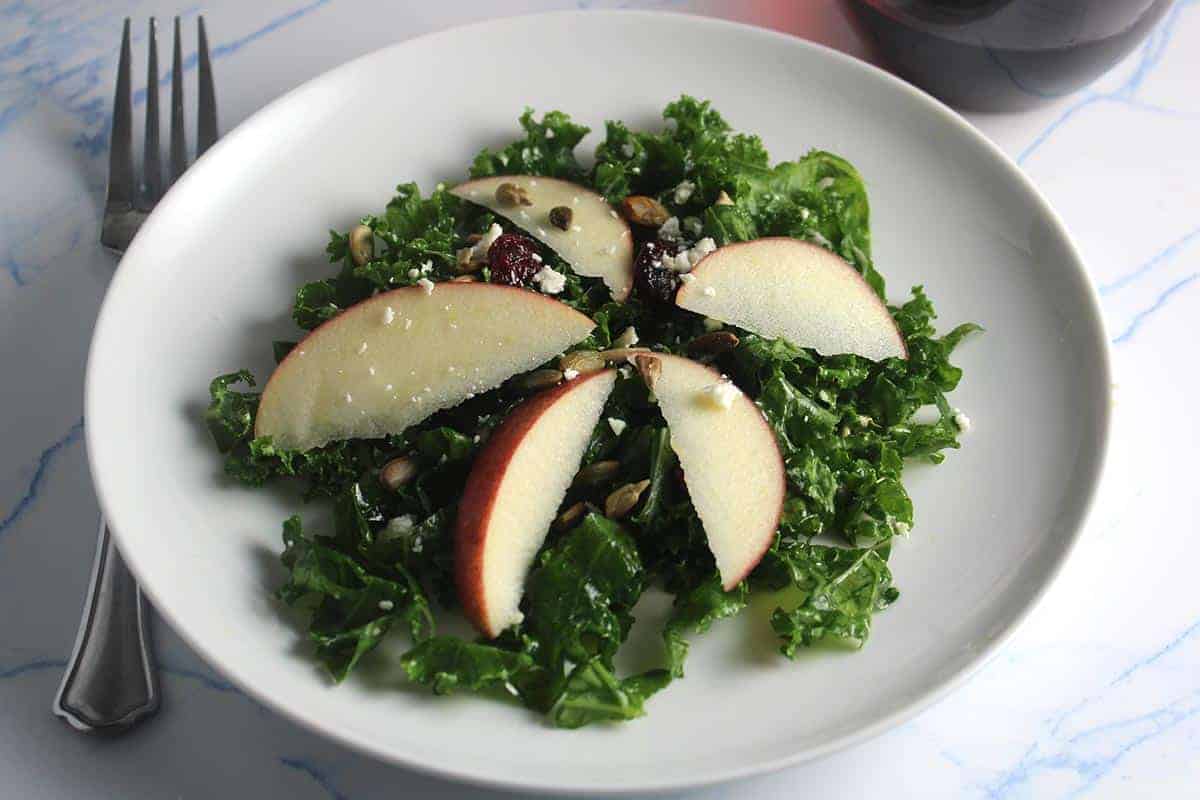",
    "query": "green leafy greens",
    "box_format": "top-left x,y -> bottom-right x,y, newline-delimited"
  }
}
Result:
204,96 -> 977,727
